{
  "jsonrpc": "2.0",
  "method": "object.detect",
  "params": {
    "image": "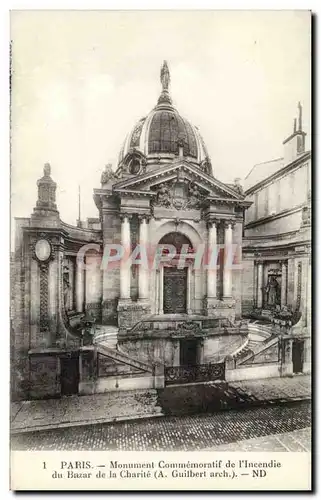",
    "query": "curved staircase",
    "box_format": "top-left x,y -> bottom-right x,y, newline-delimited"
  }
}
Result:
93,325 -> 153,373
234,321 -> 275,364
94,325 -> 118,349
